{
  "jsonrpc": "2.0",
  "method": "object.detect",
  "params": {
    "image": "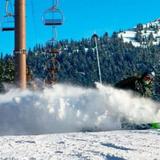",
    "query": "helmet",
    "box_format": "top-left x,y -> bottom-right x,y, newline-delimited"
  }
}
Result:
142,71 -> 155,81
